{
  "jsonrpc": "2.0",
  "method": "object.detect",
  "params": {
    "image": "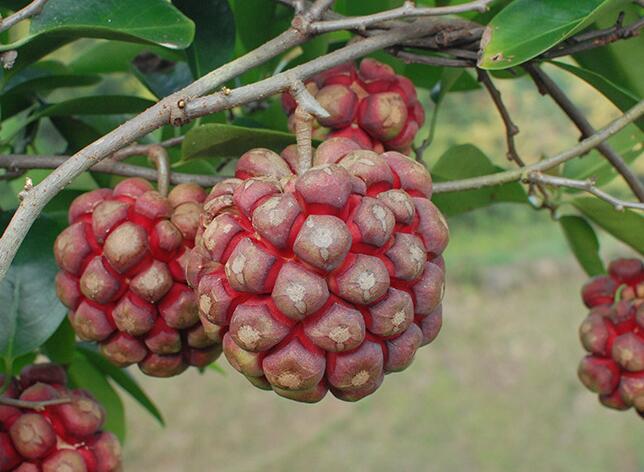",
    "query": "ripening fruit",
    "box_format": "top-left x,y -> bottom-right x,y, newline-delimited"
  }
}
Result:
187,140 -> 448,402
53,178 -> 222,377
282,59 -> 425,154
0,363 -> 122,471
577,258 -> 644,418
